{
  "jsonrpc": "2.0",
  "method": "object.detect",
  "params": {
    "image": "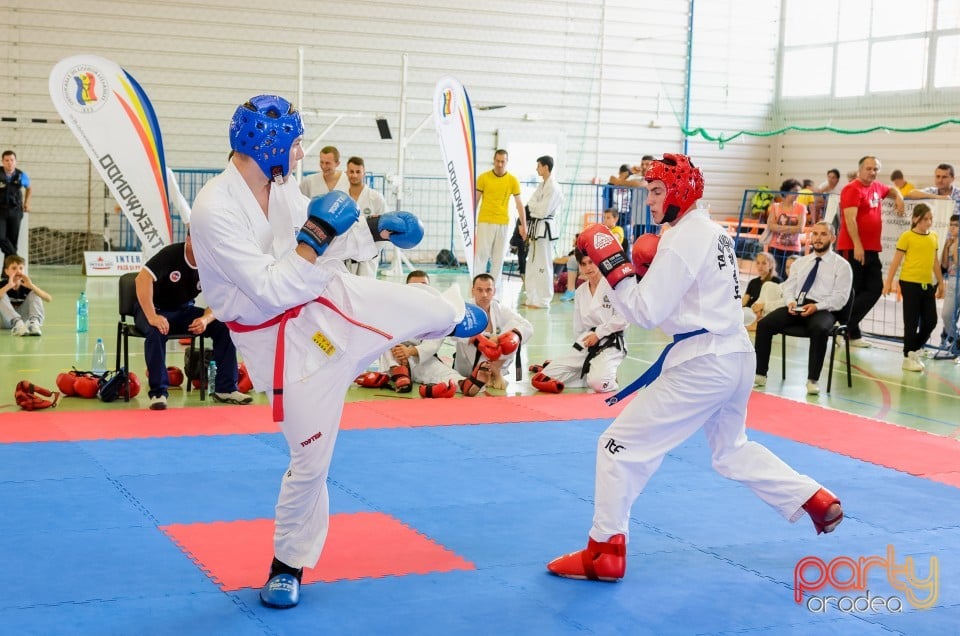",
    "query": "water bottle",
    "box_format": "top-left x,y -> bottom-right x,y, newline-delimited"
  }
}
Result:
92,337 -> 107,376
76,292 -> 89,333
207,360 -> 217,395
